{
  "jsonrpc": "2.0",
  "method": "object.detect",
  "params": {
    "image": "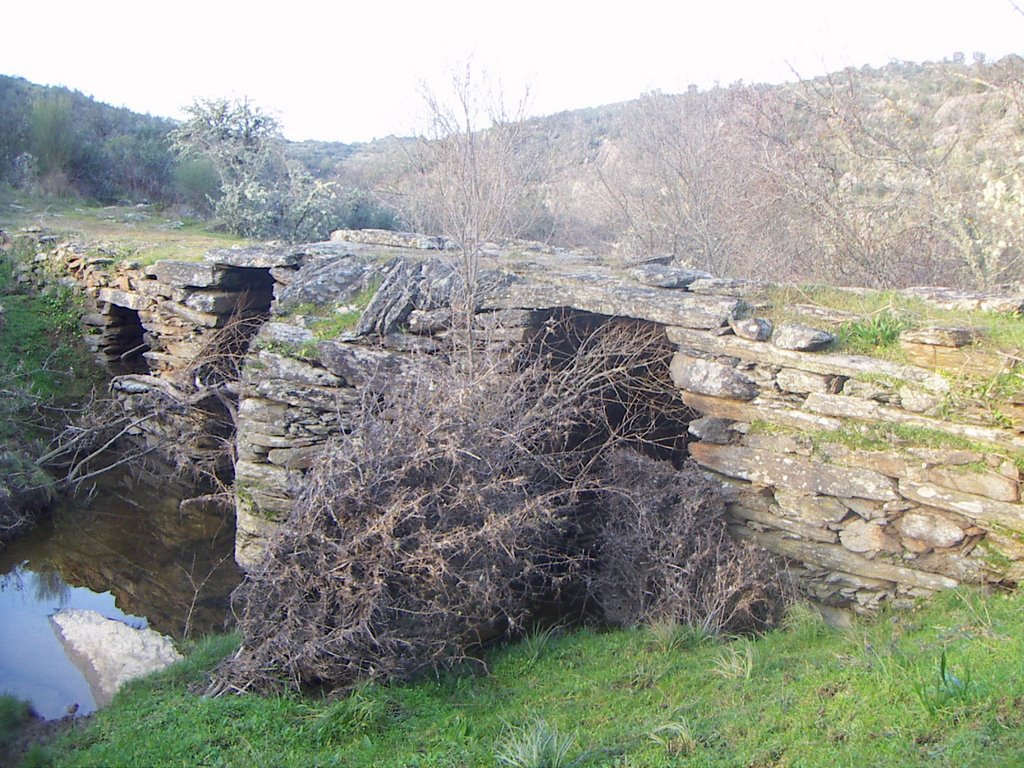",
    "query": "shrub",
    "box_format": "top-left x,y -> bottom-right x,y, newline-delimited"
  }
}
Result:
213,316 -> 788,694
592,450 -> 788,635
